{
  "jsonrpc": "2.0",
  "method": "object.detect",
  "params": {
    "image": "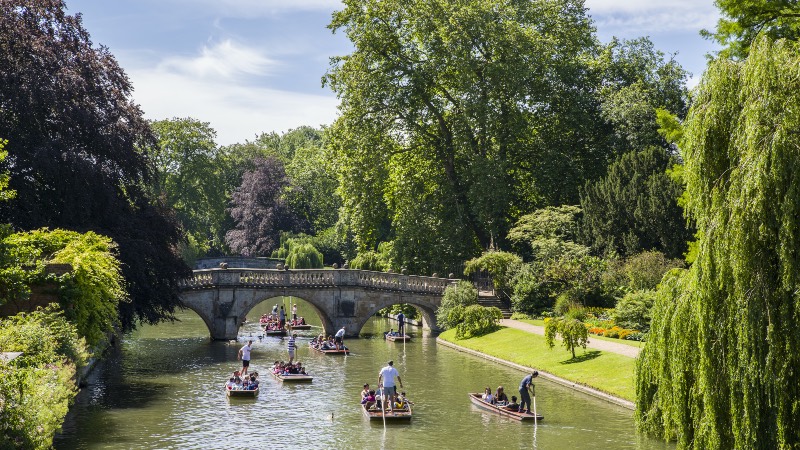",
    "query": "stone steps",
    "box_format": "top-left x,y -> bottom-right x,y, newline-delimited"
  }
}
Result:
476,295 -> 513,319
